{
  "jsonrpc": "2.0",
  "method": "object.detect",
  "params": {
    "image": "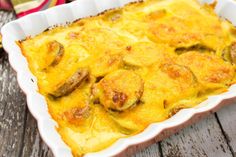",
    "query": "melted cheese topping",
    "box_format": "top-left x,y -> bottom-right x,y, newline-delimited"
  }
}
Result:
19,0 -> 236,156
